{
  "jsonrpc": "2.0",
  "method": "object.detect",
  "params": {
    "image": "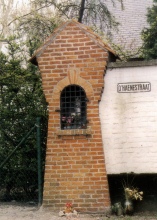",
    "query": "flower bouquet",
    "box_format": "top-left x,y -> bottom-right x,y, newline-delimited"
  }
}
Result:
124,187 -> 143,215
59,202 -> 78,219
